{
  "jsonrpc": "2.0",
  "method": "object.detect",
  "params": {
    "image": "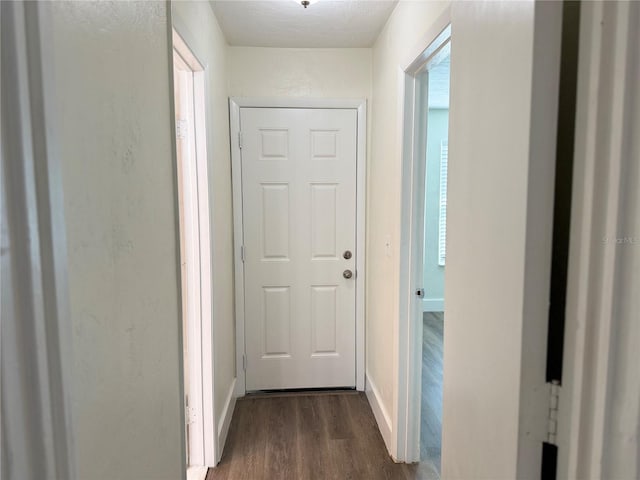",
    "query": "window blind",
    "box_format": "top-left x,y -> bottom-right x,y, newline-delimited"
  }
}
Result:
438,139 -> 448,266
